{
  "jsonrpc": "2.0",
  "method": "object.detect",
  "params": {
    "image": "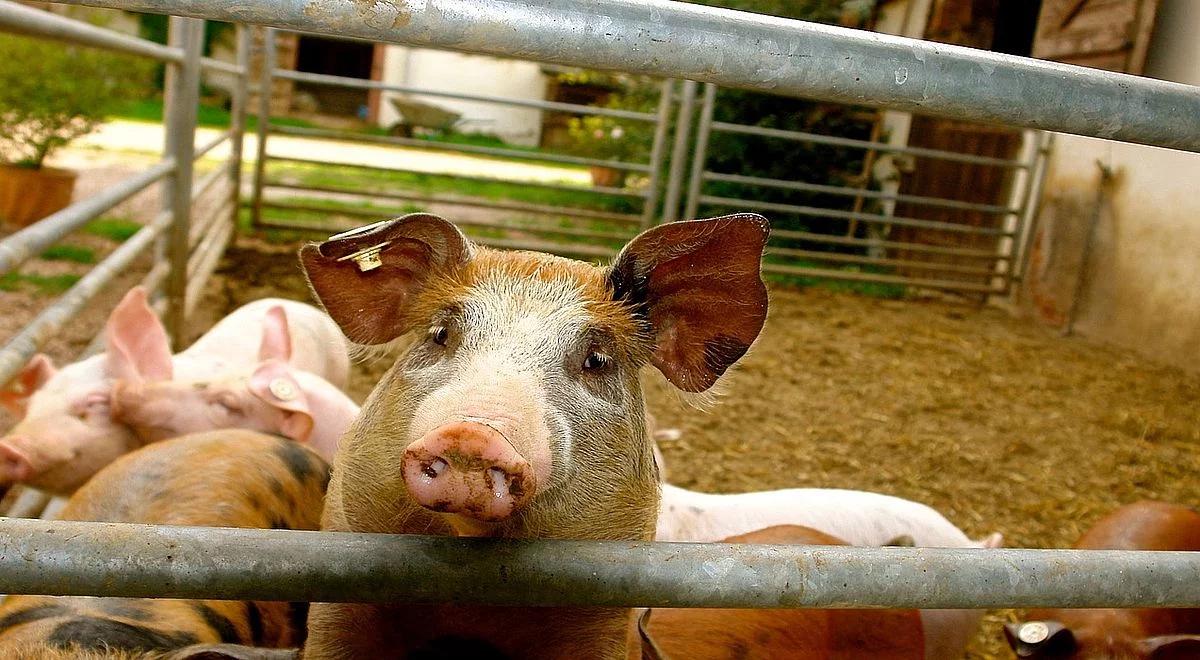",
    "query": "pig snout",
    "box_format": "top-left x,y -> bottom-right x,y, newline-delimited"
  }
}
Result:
402,422 -> 536,522
0,440 -> 32,482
